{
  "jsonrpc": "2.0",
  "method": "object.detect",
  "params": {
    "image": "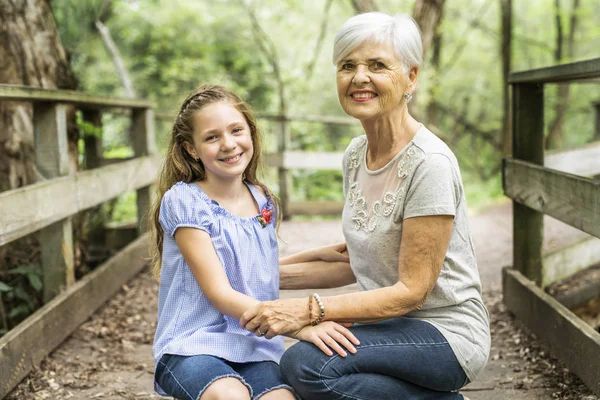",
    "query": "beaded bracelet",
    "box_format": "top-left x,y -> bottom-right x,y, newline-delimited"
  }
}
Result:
310,293 -> 325,326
